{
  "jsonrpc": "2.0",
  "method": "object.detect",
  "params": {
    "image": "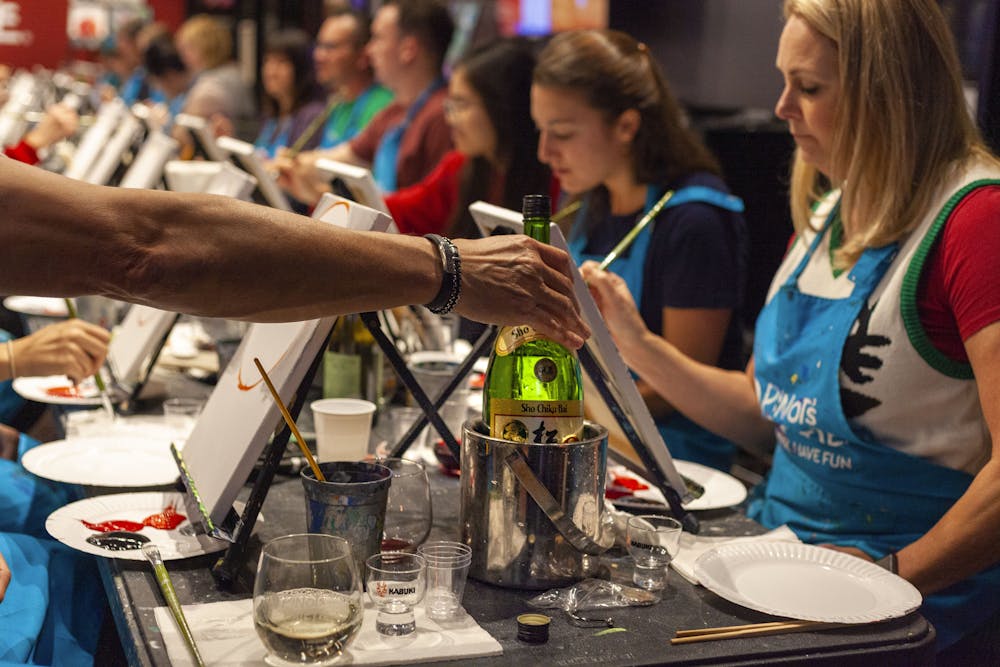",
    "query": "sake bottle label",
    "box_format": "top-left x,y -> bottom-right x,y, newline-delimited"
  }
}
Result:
488,398 -> 583,443
495,325 -> 546,356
